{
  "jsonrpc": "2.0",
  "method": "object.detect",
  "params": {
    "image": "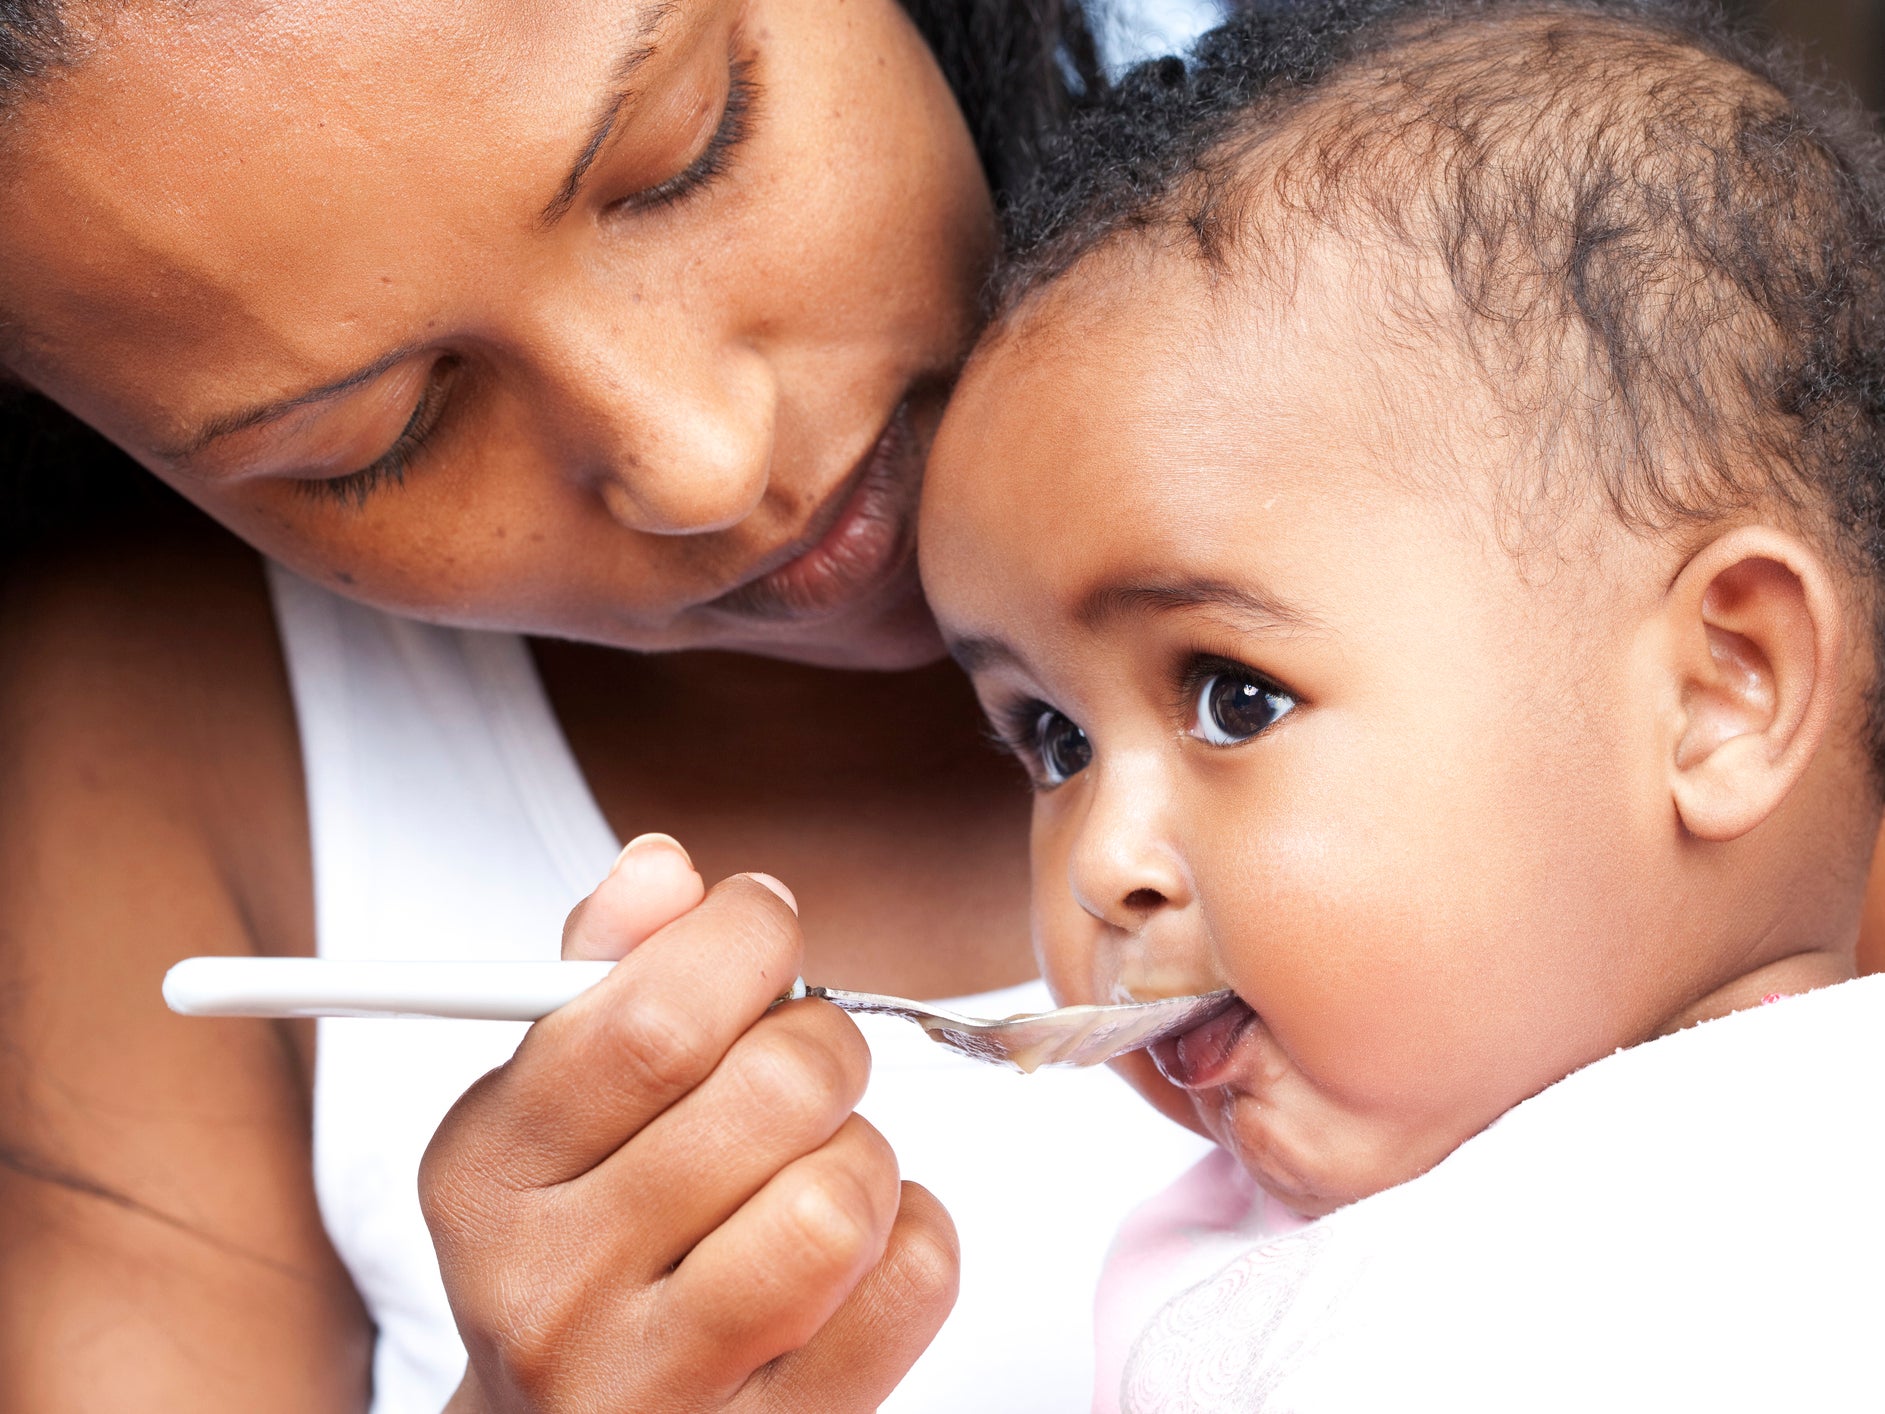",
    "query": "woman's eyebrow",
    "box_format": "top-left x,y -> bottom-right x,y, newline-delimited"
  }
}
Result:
539,2 -> 683,226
